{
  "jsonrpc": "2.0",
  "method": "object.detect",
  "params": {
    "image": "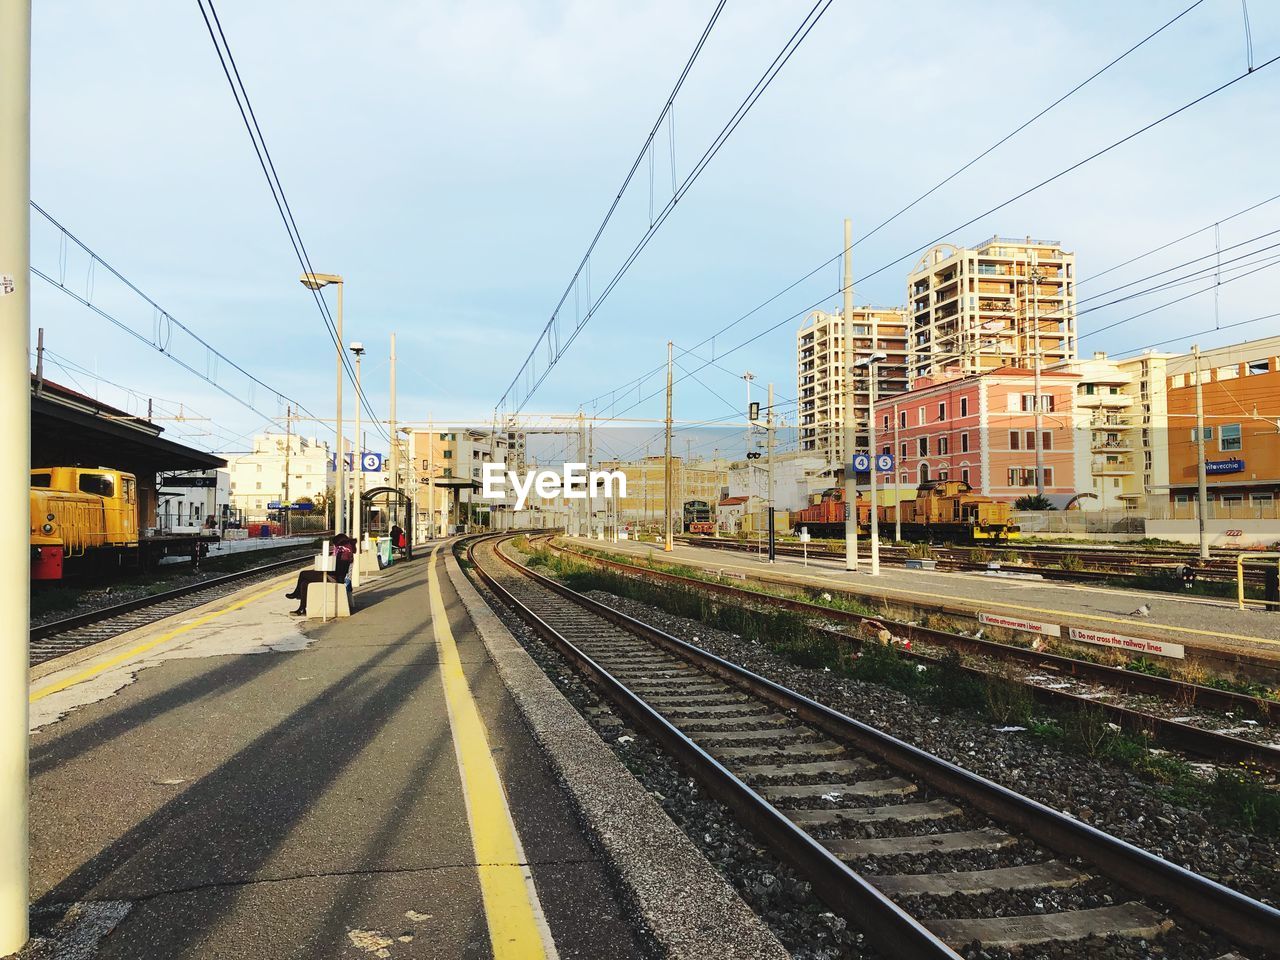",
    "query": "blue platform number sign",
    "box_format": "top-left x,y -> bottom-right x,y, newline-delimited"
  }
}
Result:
361,452 -> 383,473
875,453 -> 894,473
851,453 -> 871,473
